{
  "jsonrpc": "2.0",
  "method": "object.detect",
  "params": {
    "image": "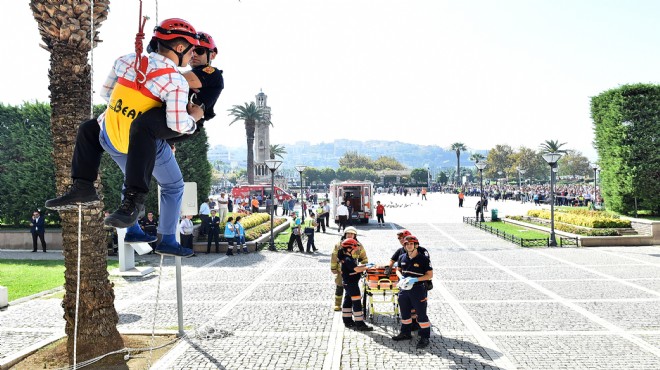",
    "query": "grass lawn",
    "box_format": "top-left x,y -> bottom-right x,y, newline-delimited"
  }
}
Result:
0,259 -> 119,302
484,221 -> 549,239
